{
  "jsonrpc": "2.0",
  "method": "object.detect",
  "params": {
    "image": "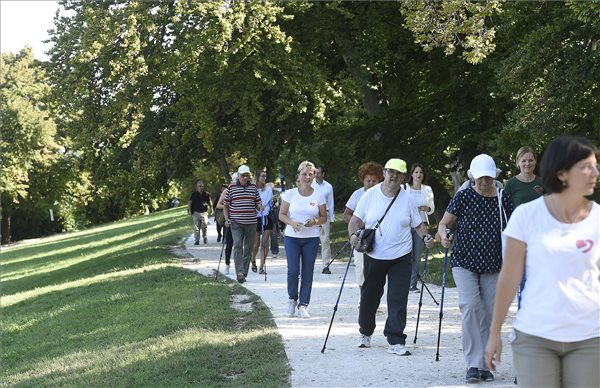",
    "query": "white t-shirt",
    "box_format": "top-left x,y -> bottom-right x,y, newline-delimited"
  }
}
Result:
312,179 -> 335,222
256,186 -> 273,218
353,183 -> 422,260
345,187 -> 366,211
282,188 -> 325,238
404,184 -> 435,224
504,197 -> 600,342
